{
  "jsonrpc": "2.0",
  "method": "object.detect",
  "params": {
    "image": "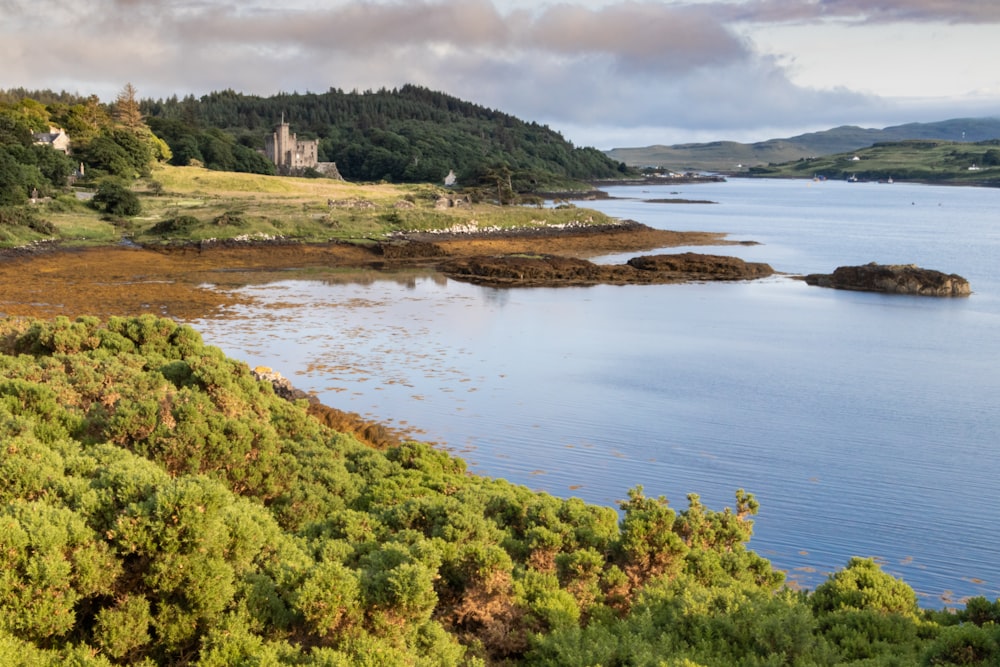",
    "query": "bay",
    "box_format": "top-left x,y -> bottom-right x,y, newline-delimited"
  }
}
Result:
191,178 -> 1000,607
